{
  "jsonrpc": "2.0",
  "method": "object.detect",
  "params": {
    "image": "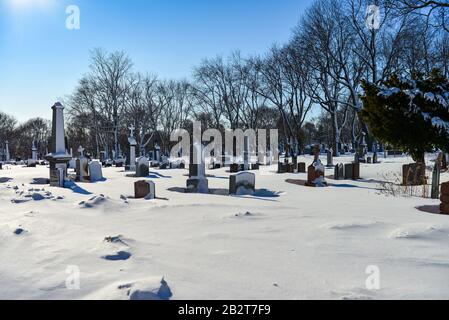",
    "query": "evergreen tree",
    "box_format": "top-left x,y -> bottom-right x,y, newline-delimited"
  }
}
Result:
361,70 -> 449,163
